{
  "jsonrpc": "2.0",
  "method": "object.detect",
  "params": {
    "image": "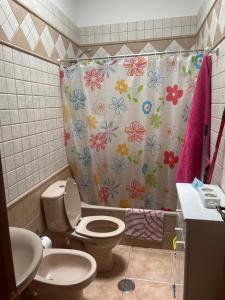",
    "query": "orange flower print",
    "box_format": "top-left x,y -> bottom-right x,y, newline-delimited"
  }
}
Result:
117,144 -> 129,156
164,125 -> 175,139
86,115 -> 97,129
166,85 -> 183,105
125,121 -> 146,142
63,106 -> 70,122
115,79 -> 128,94
84,69 -> 104,91
118,199 -> 130,208
123,57 -> 147,76
126,180 -> 145,199
164,151 -> 179,169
